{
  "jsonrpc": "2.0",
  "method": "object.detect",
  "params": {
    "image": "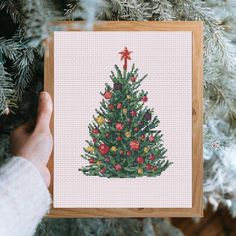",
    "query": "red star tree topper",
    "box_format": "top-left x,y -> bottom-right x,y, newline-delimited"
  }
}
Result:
79,47 -> 172,178
119,47 -> 132,70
